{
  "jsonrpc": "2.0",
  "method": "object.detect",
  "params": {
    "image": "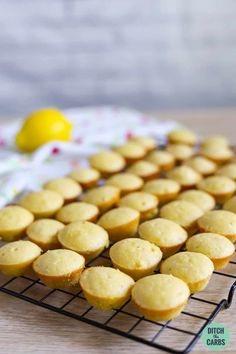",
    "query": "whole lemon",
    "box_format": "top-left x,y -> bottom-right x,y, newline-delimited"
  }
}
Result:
16,108 -> 72,152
